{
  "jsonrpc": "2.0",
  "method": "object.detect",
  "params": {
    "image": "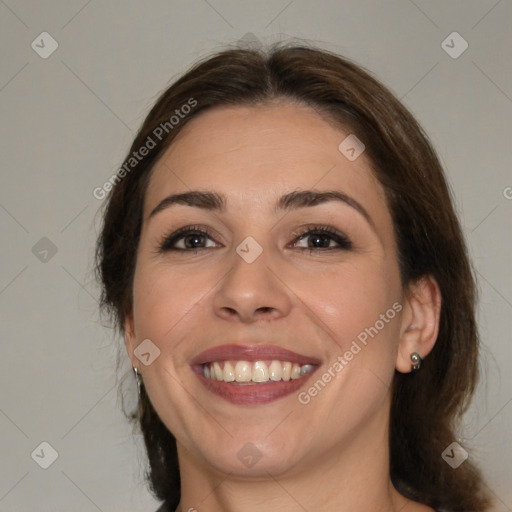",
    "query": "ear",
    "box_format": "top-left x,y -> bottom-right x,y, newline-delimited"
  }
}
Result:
123,311 -> 138,369
396,275 -> 442,373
